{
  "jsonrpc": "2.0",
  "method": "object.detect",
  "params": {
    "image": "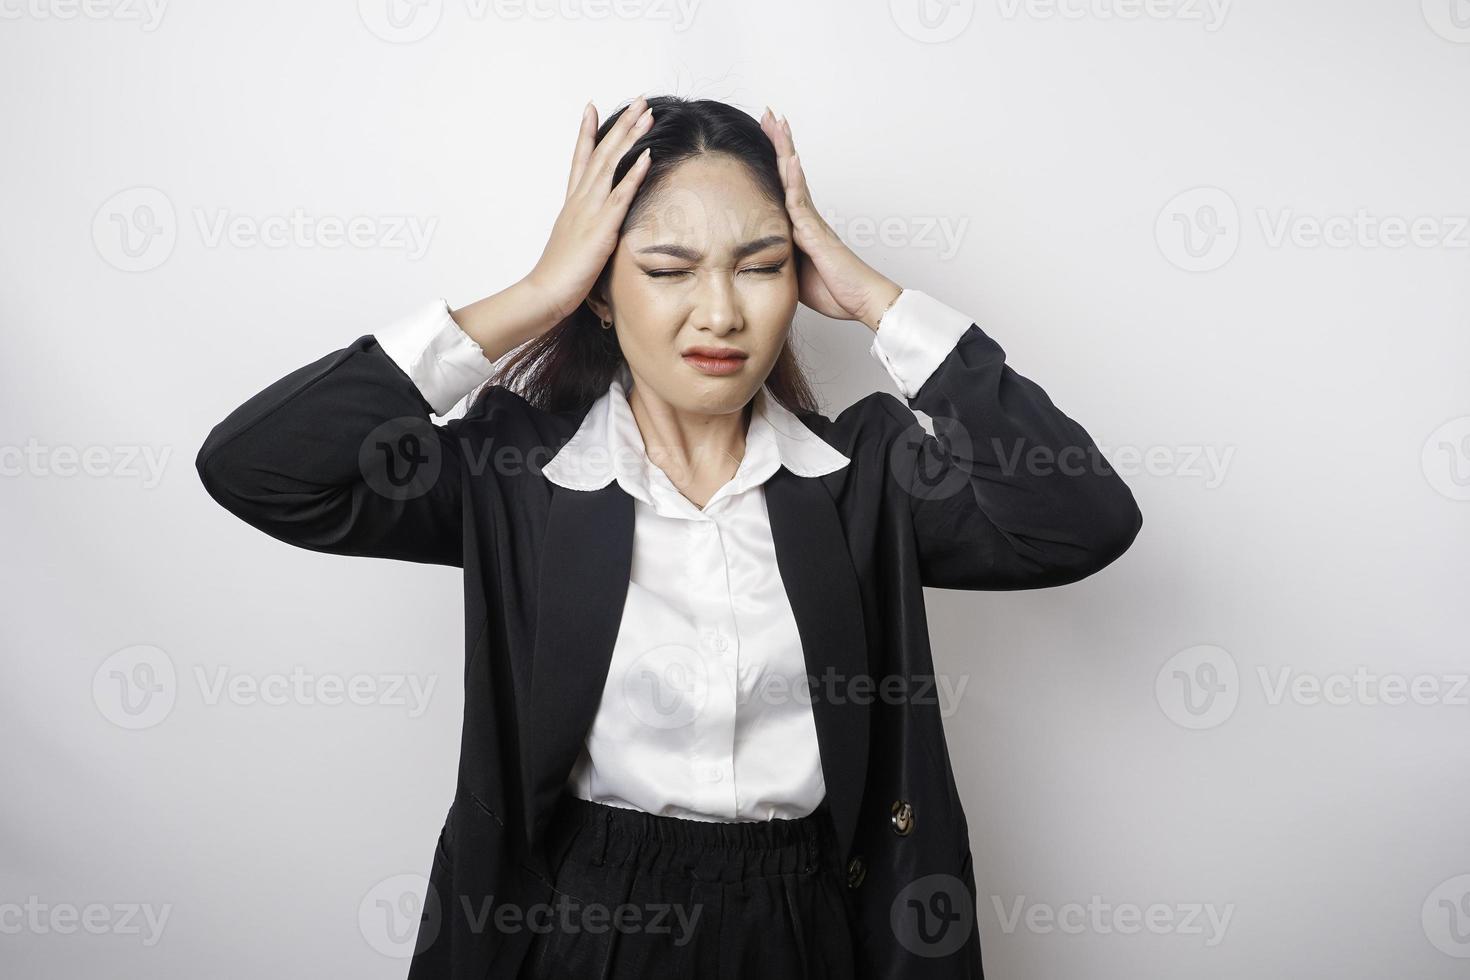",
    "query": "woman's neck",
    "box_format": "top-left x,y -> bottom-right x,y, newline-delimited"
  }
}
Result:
627,382 -> 753,510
